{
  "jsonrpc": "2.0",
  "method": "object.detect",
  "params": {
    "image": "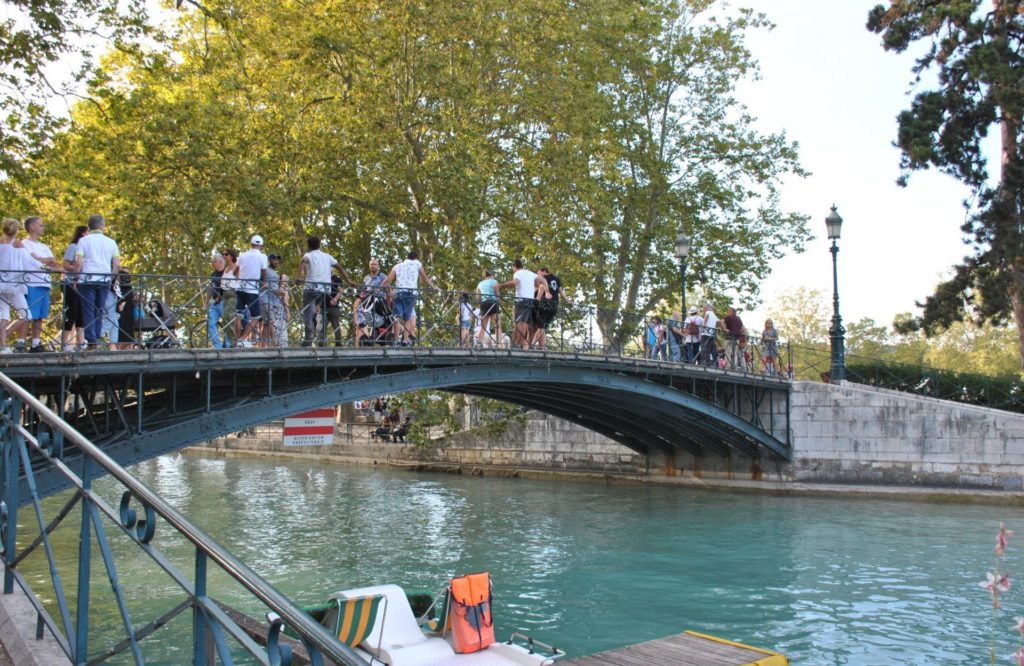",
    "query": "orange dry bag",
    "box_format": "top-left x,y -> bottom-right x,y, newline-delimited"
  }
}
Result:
449,572 -> 495,654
